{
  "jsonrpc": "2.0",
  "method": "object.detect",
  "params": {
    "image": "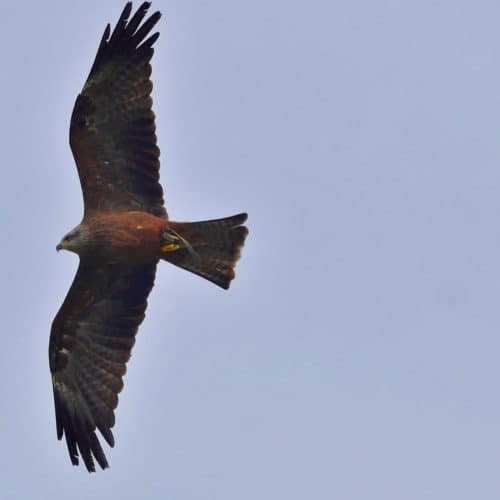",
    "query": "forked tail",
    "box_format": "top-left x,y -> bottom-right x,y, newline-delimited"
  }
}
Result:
160,213 -> 248,289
